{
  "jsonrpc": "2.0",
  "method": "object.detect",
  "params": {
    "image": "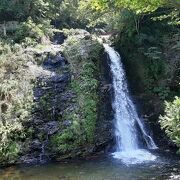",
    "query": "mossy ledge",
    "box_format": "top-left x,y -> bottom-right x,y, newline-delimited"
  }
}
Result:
50,29 -> 107,159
